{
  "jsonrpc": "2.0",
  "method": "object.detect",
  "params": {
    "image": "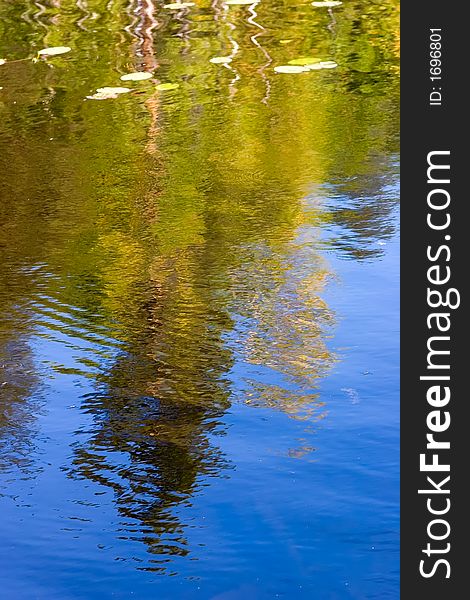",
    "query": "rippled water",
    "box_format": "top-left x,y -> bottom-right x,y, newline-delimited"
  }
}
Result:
1,1 -> 399,598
